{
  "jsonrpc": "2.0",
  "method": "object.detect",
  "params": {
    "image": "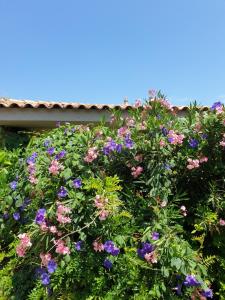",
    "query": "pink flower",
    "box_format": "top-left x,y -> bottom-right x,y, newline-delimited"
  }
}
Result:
49,160 -> 64,175
131,166 -> 143,178
18,233 -> 32,247
168,130 -> 184,145
219,219 -> 225,226
159,140 -> 166,147
144,251 -> 157,264
29,175 -> 38,184
49,226 -> 58,234
117,127 -> 129,137
187,158 -> 200,170
126,117 -> 135,127
94,195 -> 108,209
93,240 -> 104,252
40,221 -> 49,232
16,244 -> 27,257
56,203 -> 71,224
84,147 -> 98,163
57,204 -> 71,214
57,214 -> 71,224
199,156 -> 208,163
54,239 -> 70,255
16,233 -> 32,257
134,99 -> 142,107
40,253 -> 52,266
99,210 -> 109,221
